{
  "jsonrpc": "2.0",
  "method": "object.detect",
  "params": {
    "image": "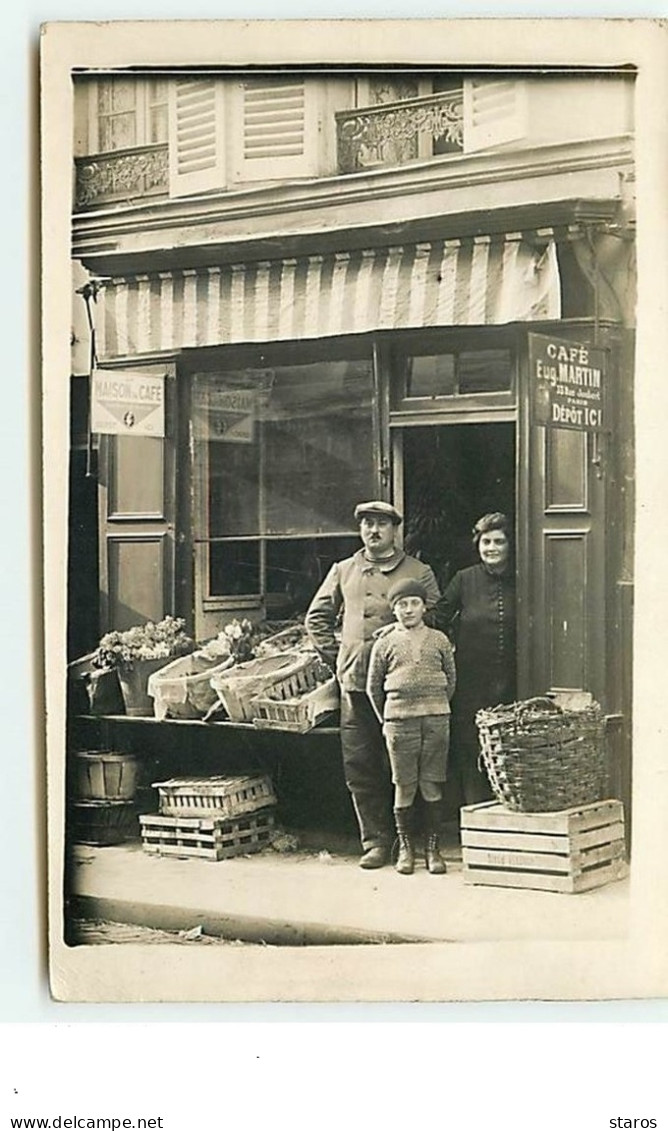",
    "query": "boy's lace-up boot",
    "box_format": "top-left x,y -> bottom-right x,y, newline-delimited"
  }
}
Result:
423,801 -> 447,875
393,807 -> 415,875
